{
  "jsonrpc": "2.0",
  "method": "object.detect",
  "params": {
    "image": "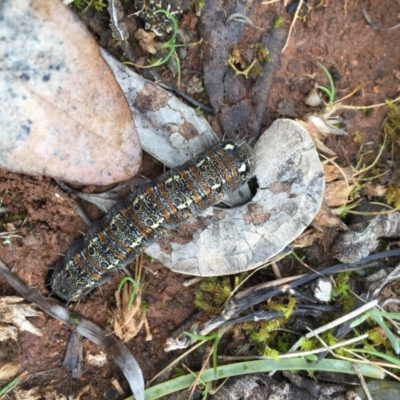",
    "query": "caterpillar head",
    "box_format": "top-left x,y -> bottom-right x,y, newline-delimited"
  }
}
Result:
220,141 -> 256,185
